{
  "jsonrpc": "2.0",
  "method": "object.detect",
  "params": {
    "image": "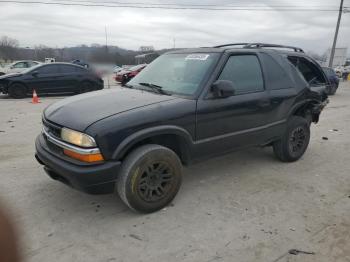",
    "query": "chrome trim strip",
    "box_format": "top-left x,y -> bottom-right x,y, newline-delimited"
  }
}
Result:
195,120 -> 286,144
42,128 -> 101,155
